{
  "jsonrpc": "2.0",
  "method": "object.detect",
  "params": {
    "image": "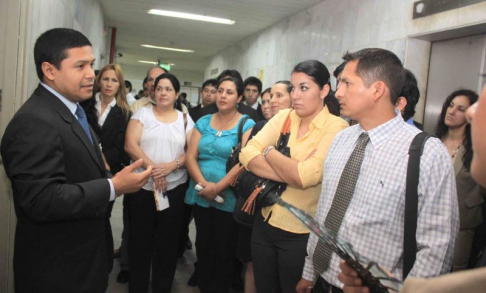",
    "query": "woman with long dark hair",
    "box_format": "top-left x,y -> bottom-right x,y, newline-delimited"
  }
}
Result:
240,60 -> 348,293
435,89 -> 485,271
